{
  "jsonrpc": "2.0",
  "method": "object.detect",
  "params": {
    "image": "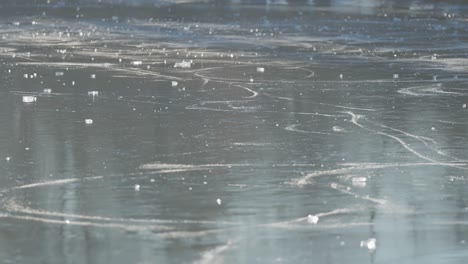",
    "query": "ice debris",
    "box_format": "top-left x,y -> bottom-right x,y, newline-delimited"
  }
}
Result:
22,96 -> 37,103
307,214 -> 319,224
174,60 -> 191,68
360,238 -> 376,251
